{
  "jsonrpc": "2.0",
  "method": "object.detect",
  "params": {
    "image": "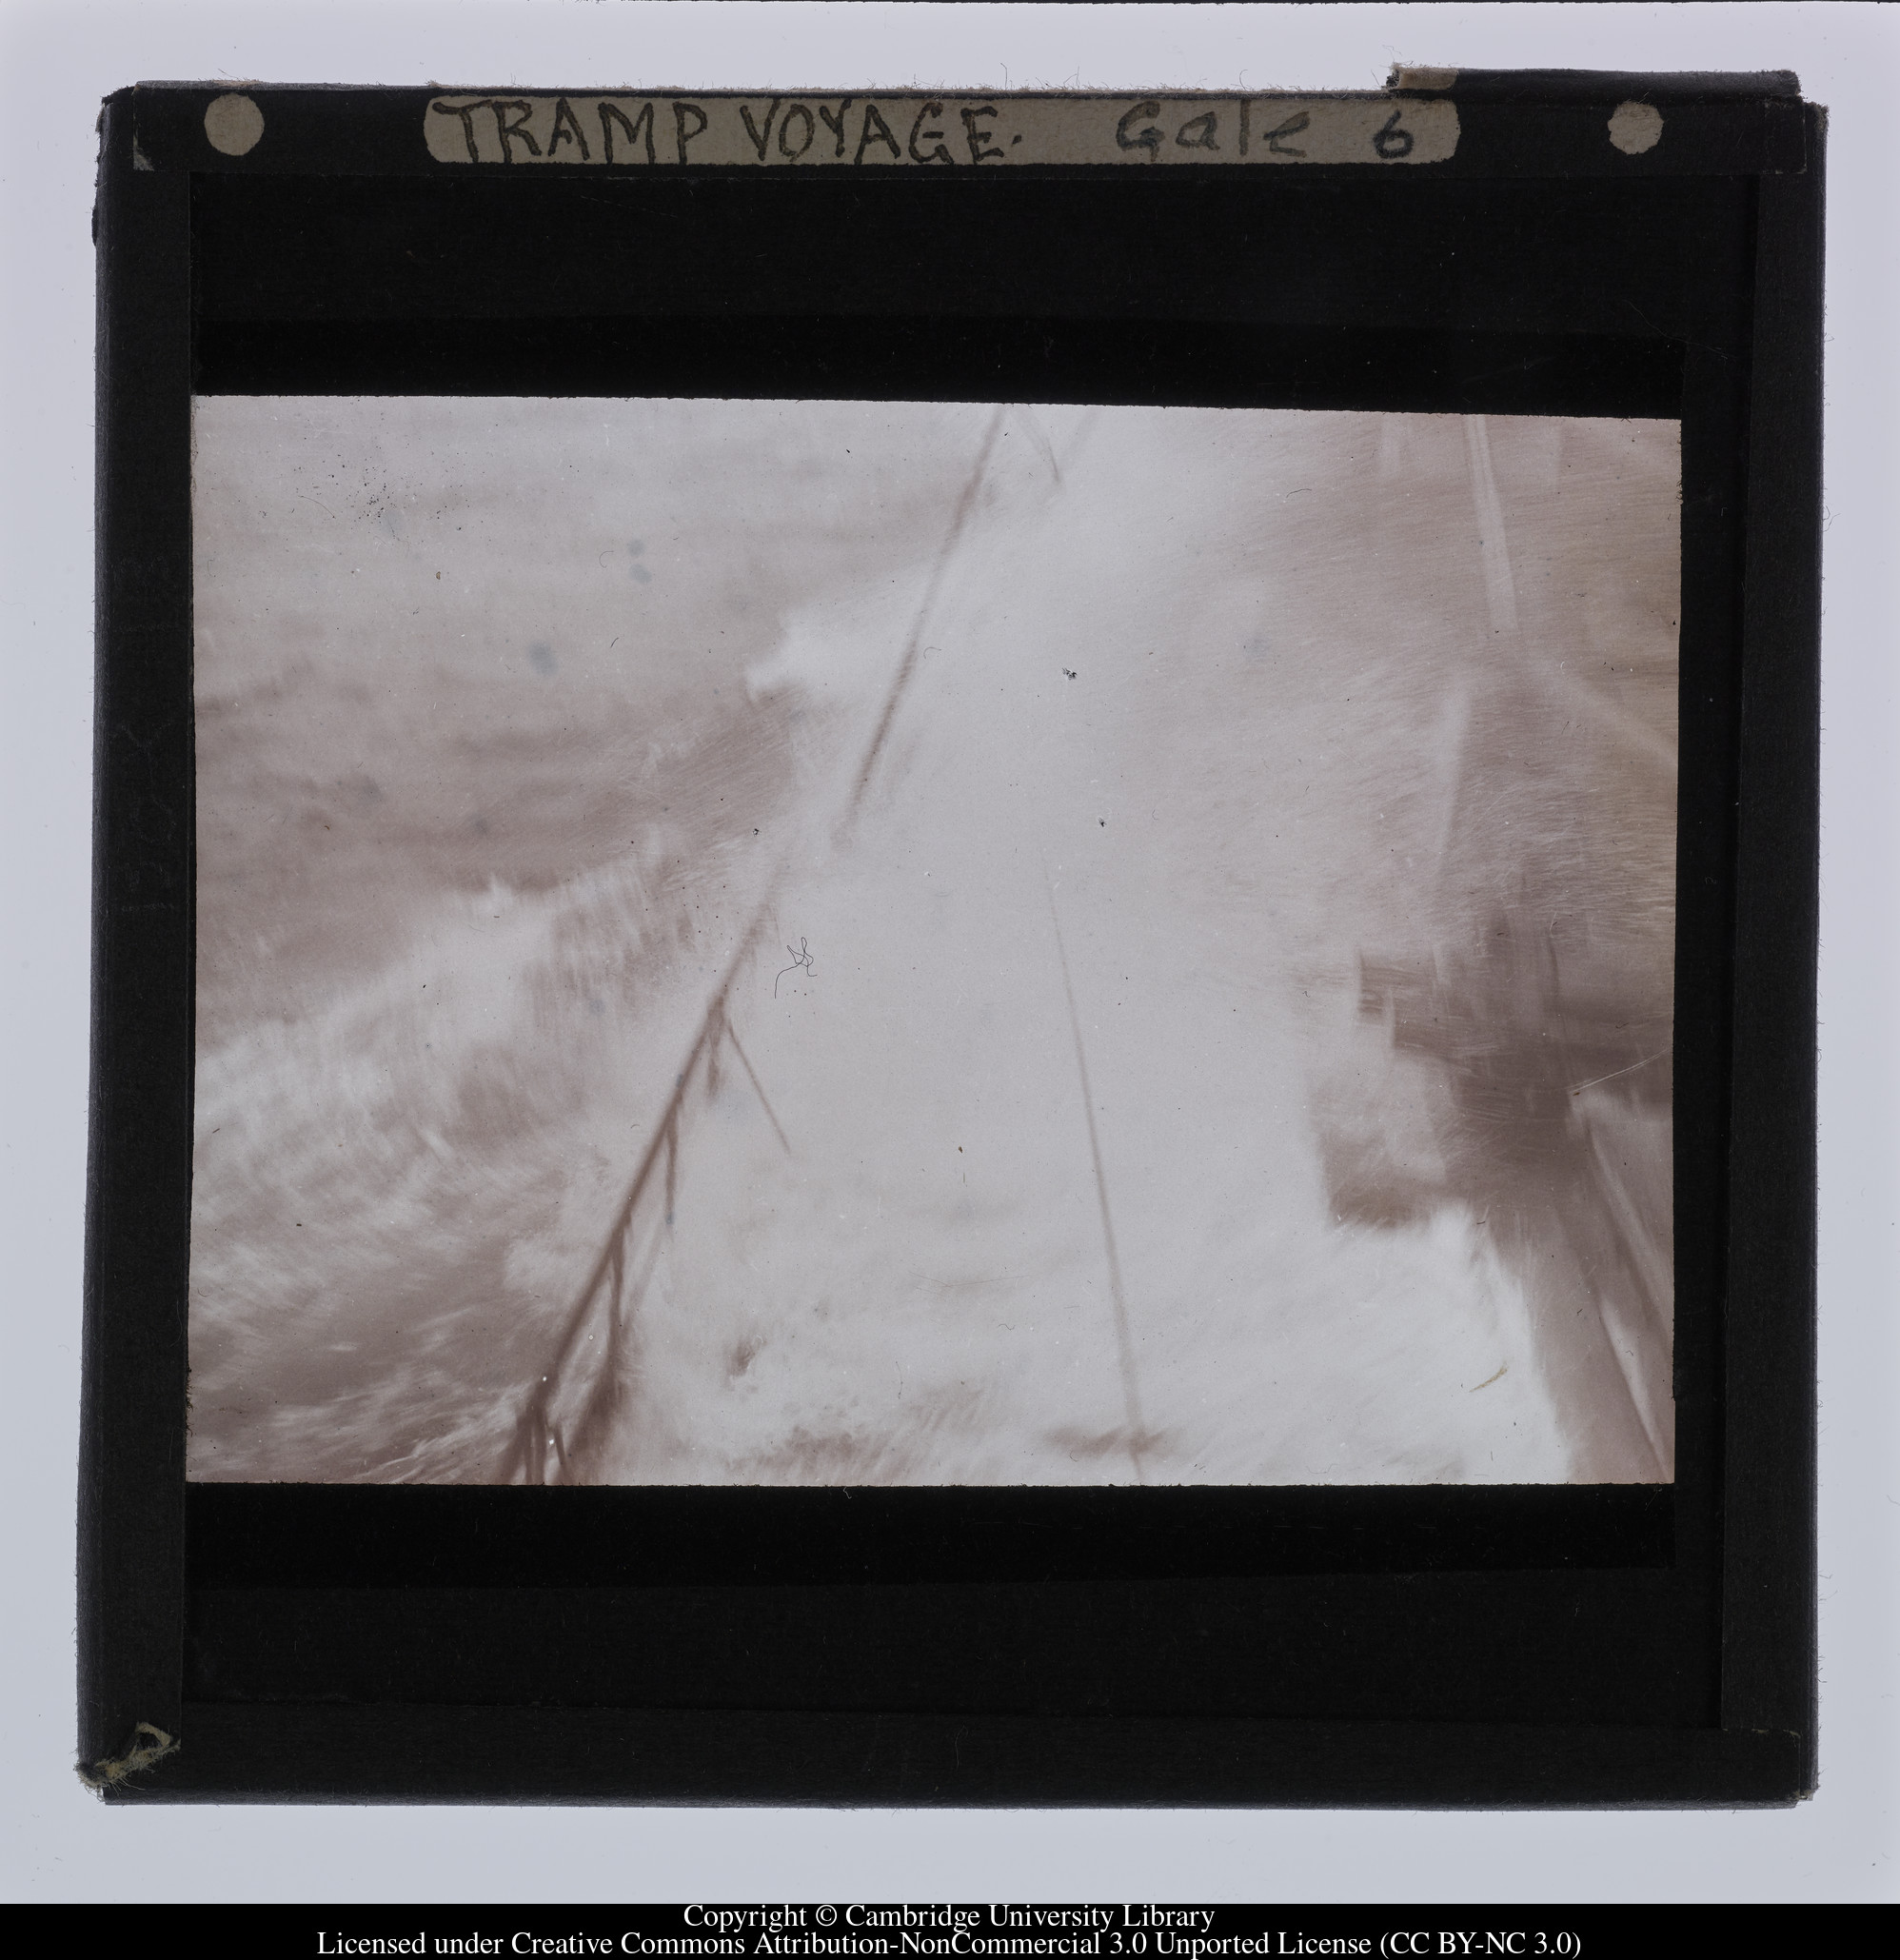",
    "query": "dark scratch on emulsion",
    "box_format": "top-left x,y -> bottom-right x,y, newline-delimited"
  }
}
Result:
776,938 -> 815,998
